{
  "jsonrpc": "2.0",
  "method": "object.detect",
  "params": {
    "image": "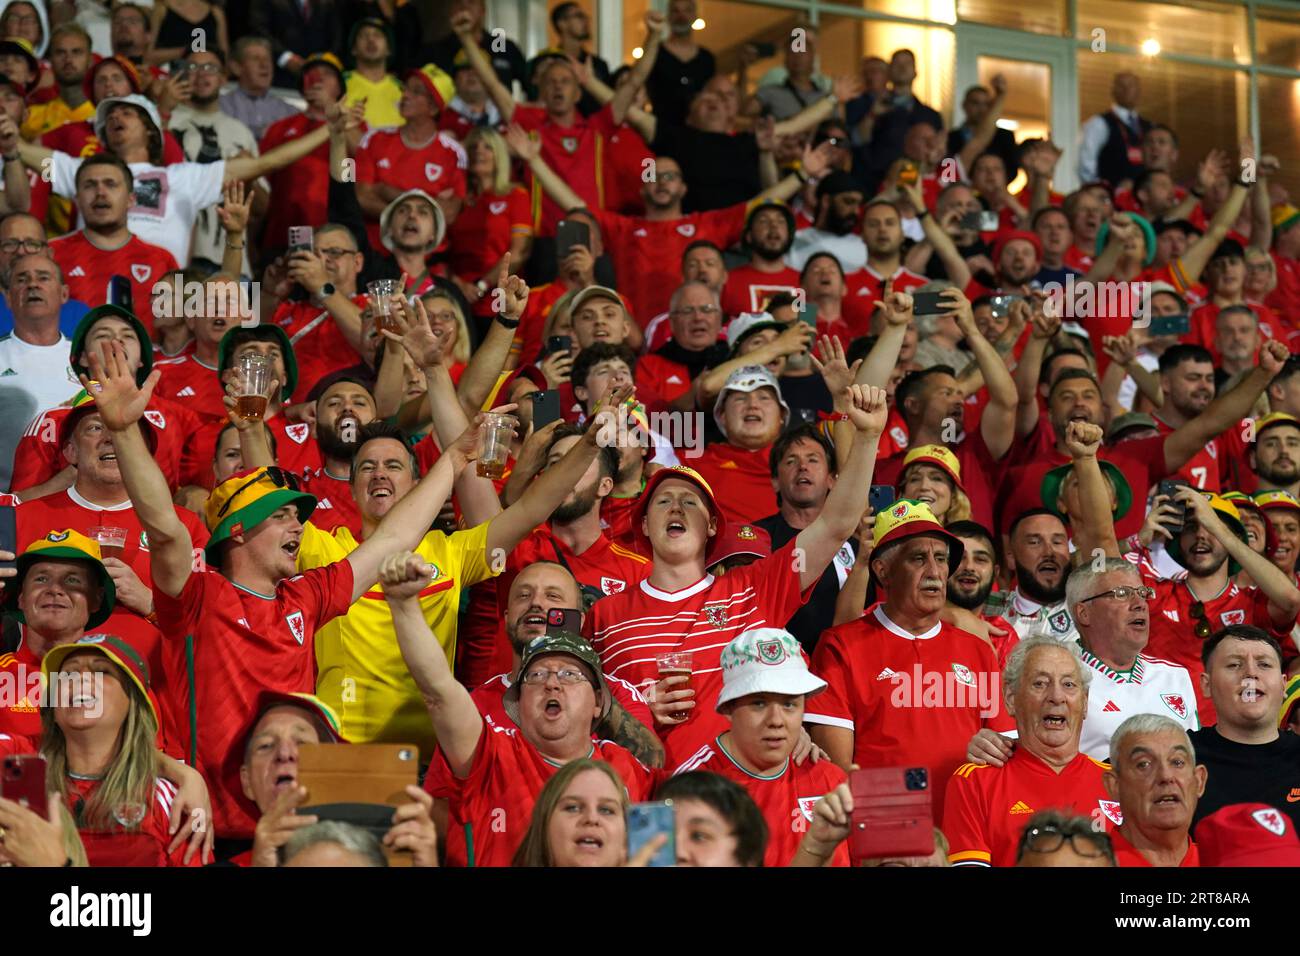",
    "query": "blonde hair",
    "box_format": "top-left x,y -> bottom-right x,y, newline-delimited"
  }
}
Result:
464,127 -> 514,197
418,288 -> 472,366
41,661 -> 161,834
